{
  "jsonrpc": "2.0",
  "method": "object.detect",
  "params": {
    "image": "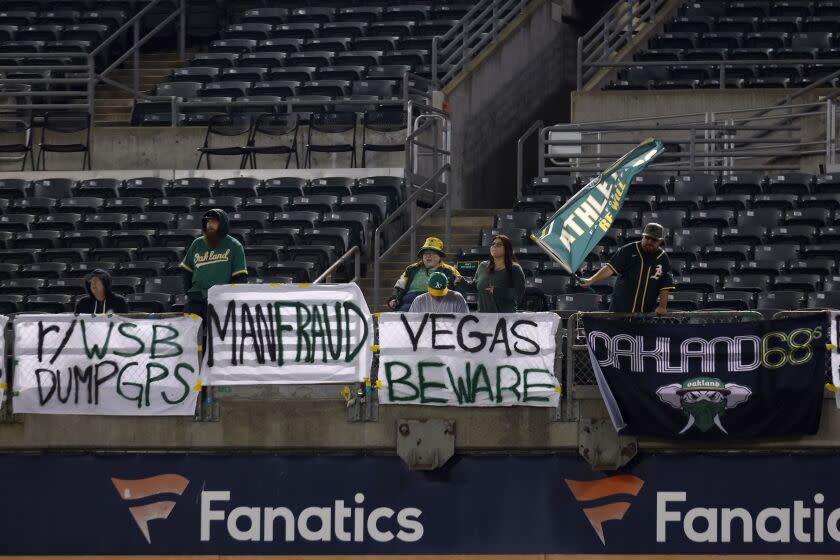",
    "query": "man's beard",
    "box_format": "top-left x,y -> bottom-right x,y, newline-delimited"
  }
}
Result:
641,243 -> 658,253
204,230 -> 221,248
